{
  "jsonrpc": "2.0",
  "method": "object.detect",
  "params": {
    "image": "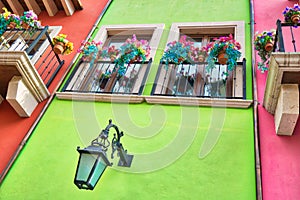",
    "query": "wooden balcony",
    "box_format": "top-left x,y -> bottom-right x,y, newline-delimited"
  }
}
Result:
0,0 -> 83,16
